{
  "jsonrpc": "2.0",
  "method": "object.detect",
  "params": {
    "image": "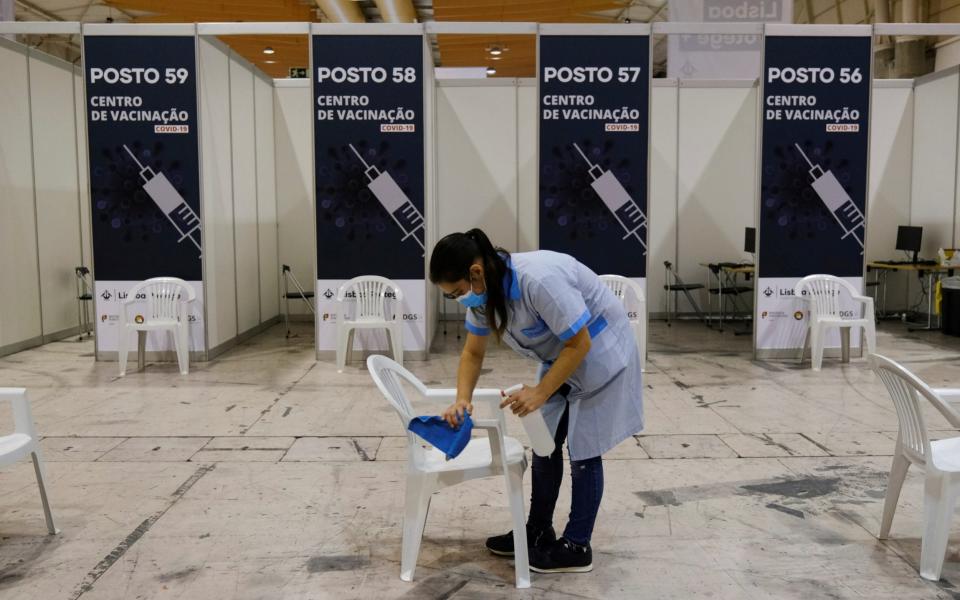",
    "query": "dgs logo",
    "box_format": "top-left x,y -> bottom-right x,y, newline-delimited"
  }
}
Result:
627,311 -> 639,319
402,314 -> 419,321
839,310 -> 855,318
